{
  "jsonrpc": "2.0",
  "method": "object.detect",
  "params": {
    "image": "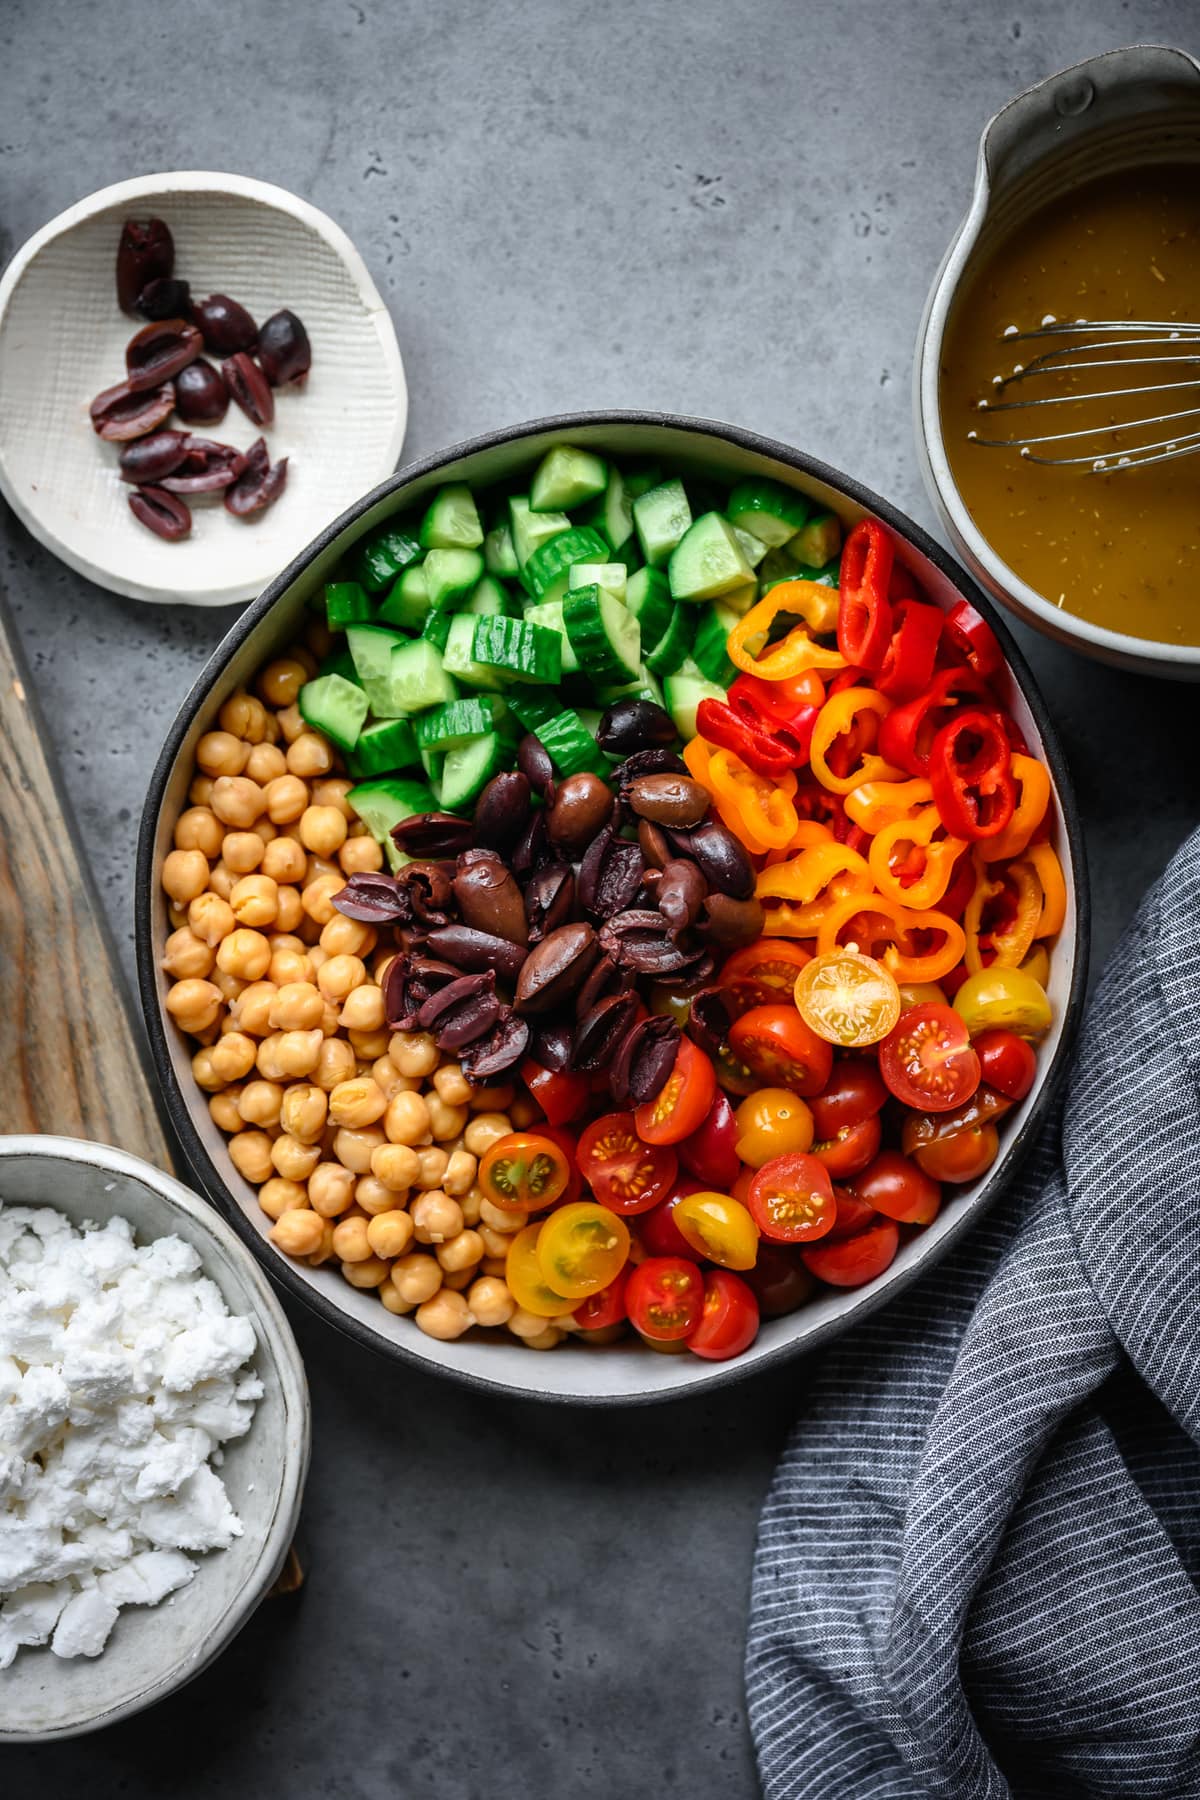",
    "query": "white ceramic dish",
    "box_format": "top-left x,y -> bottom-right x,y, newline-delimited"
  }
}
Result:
0,171 -> 407,608
0,1135 -> 310,1741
